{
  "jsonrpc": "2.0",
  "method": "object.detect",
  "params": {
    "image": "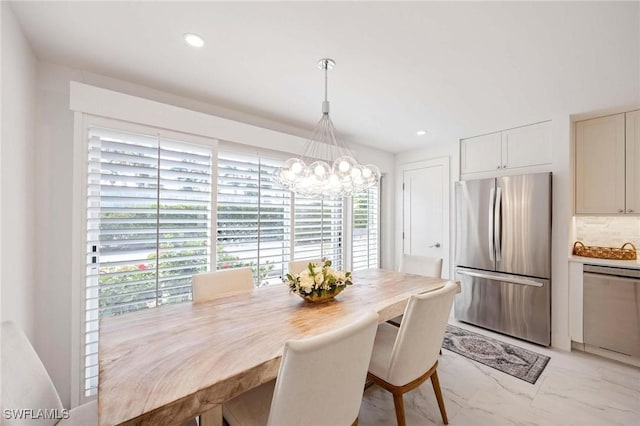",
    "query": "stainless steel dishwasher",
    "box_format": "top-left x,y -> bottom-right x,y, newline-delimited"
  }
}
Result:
583,264 -> 640,357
